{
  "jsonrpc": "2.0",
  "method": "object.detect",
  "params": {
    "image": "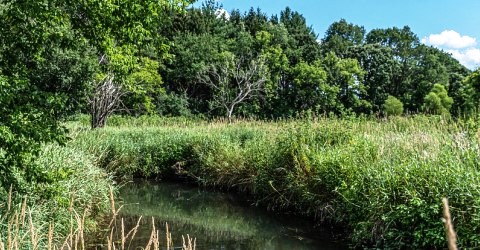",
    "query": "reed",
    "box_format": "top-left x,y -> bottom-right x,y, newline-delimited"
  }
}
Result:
443,198 -> 458,250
